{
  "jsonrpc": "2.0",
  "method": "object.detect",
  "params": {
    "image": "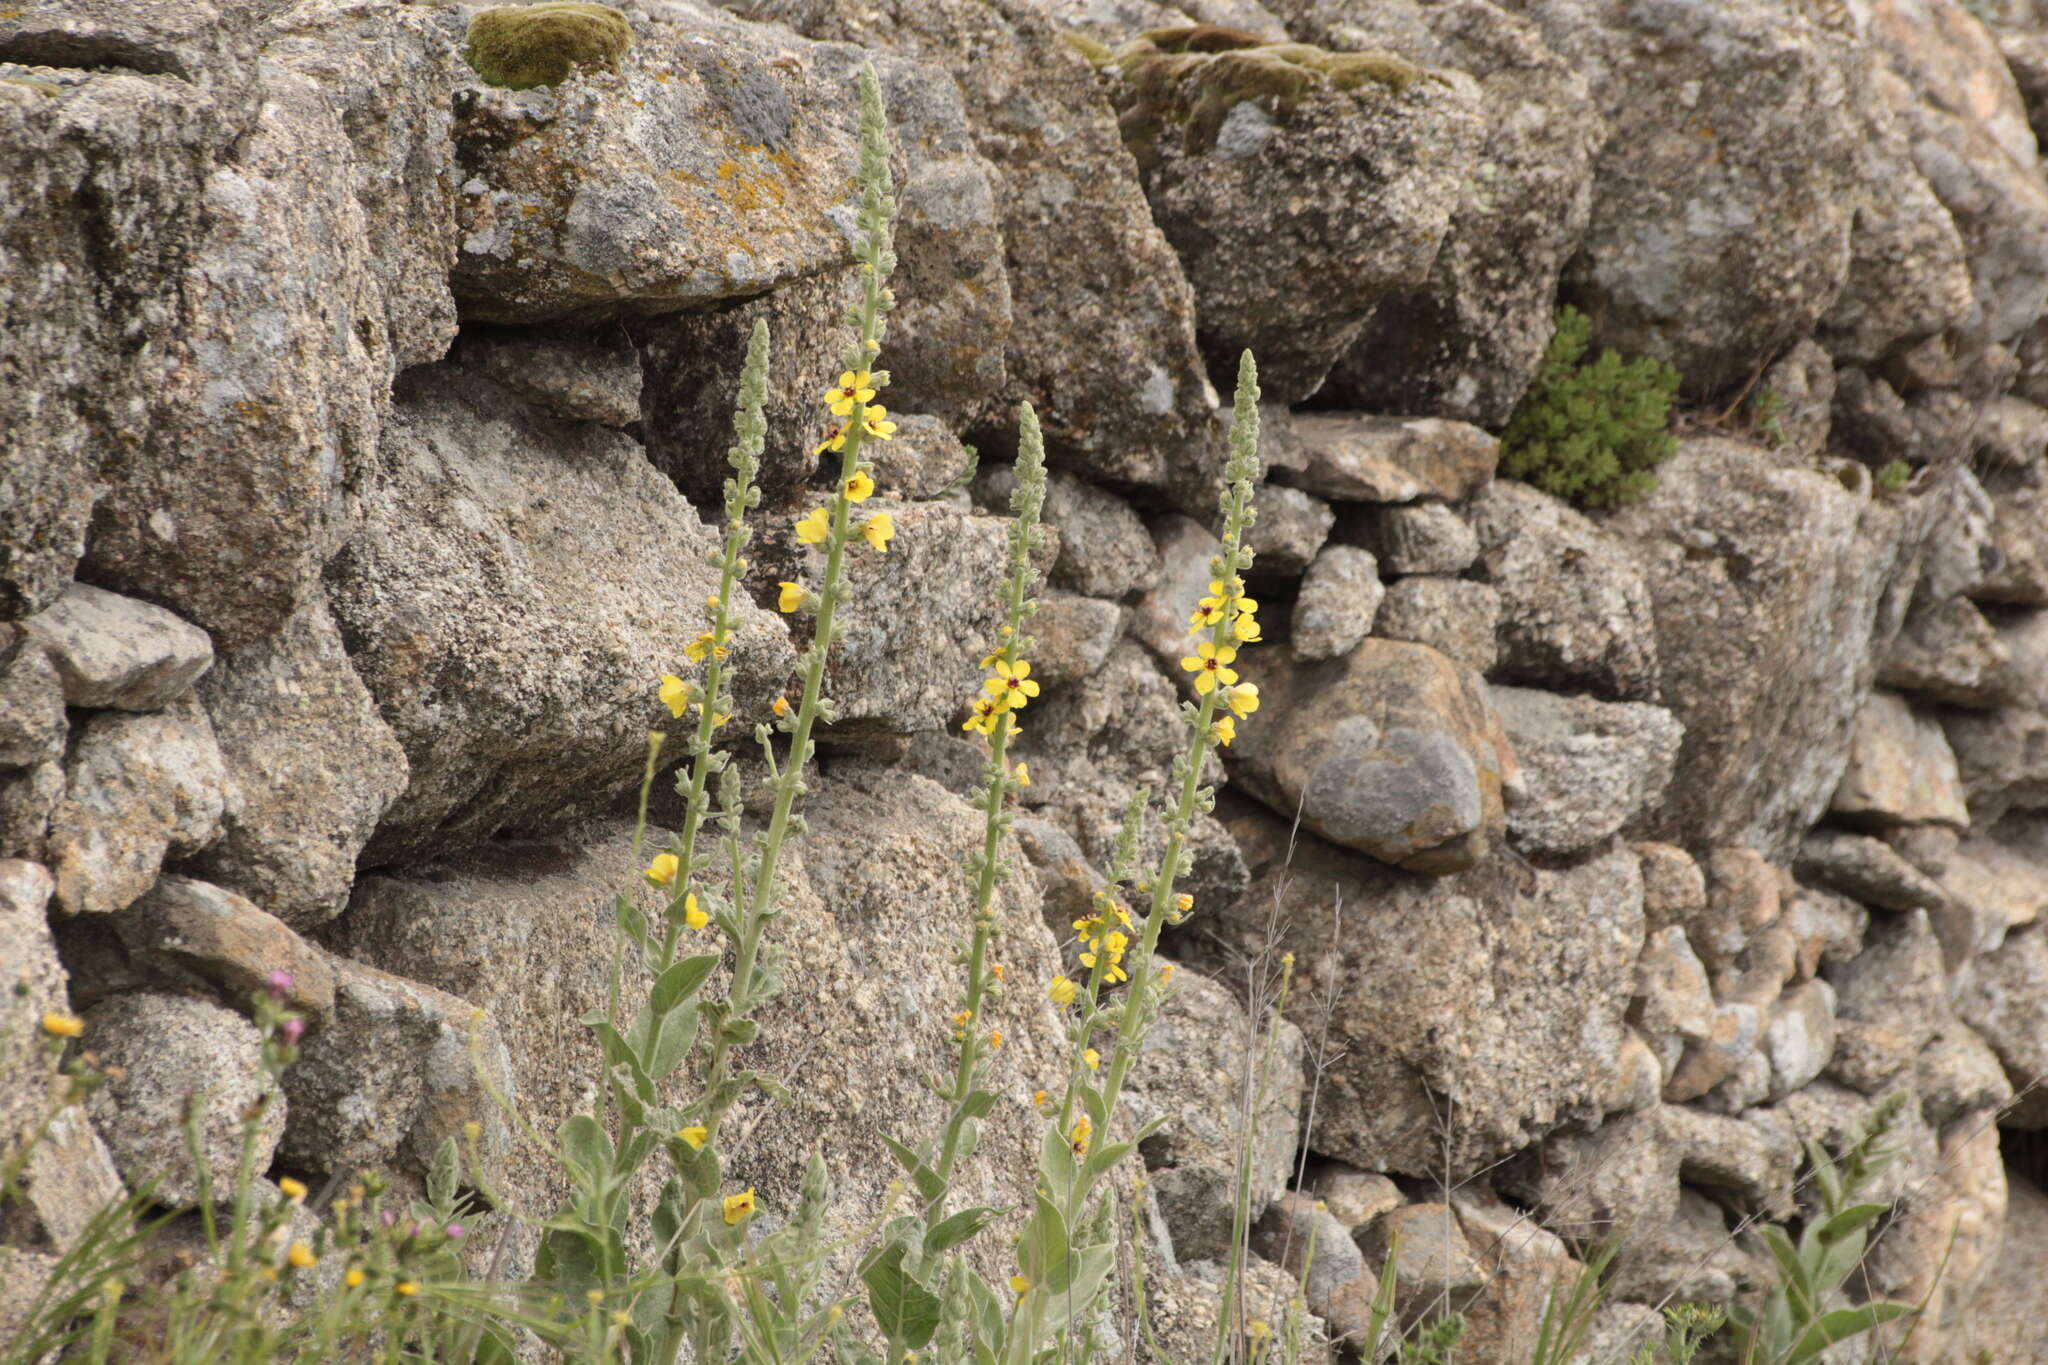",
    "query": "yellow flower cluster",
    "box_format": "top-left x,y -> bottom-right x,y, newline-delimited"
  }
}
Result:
789,371 -> 896,569
1180,578 -> 1261,746
963,656 -> 1040,736
1072,895 -> 1134,985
